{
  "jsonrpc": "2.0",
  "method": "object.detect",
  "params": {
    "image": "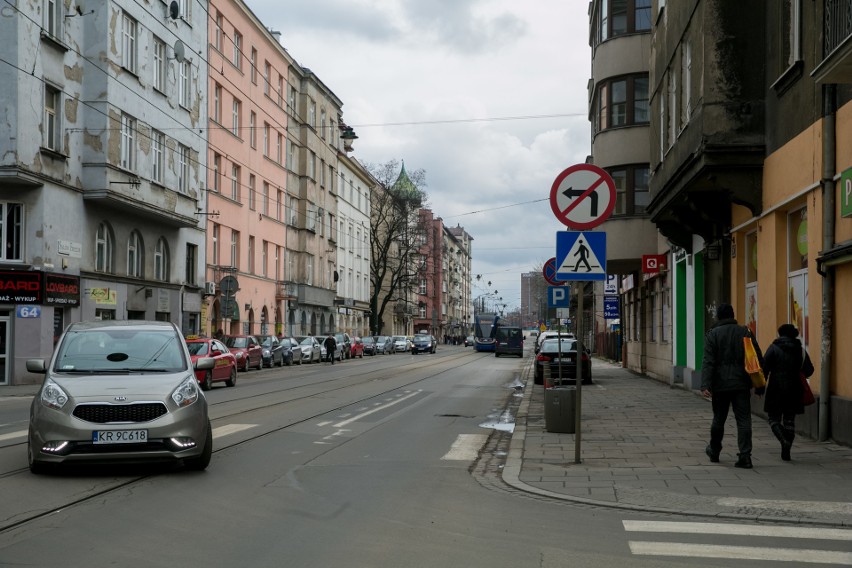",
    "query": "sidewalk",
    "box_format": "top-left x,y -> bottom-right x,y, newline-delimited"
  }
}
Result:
503,358 -> 852,527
